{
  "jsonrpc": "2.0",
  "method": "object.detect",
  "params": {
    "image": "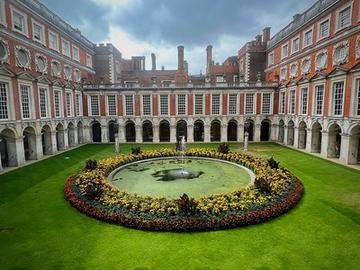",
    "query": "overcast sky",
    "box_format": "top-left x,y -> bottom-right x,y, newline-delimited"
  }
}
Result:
42,0 -> 315,74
